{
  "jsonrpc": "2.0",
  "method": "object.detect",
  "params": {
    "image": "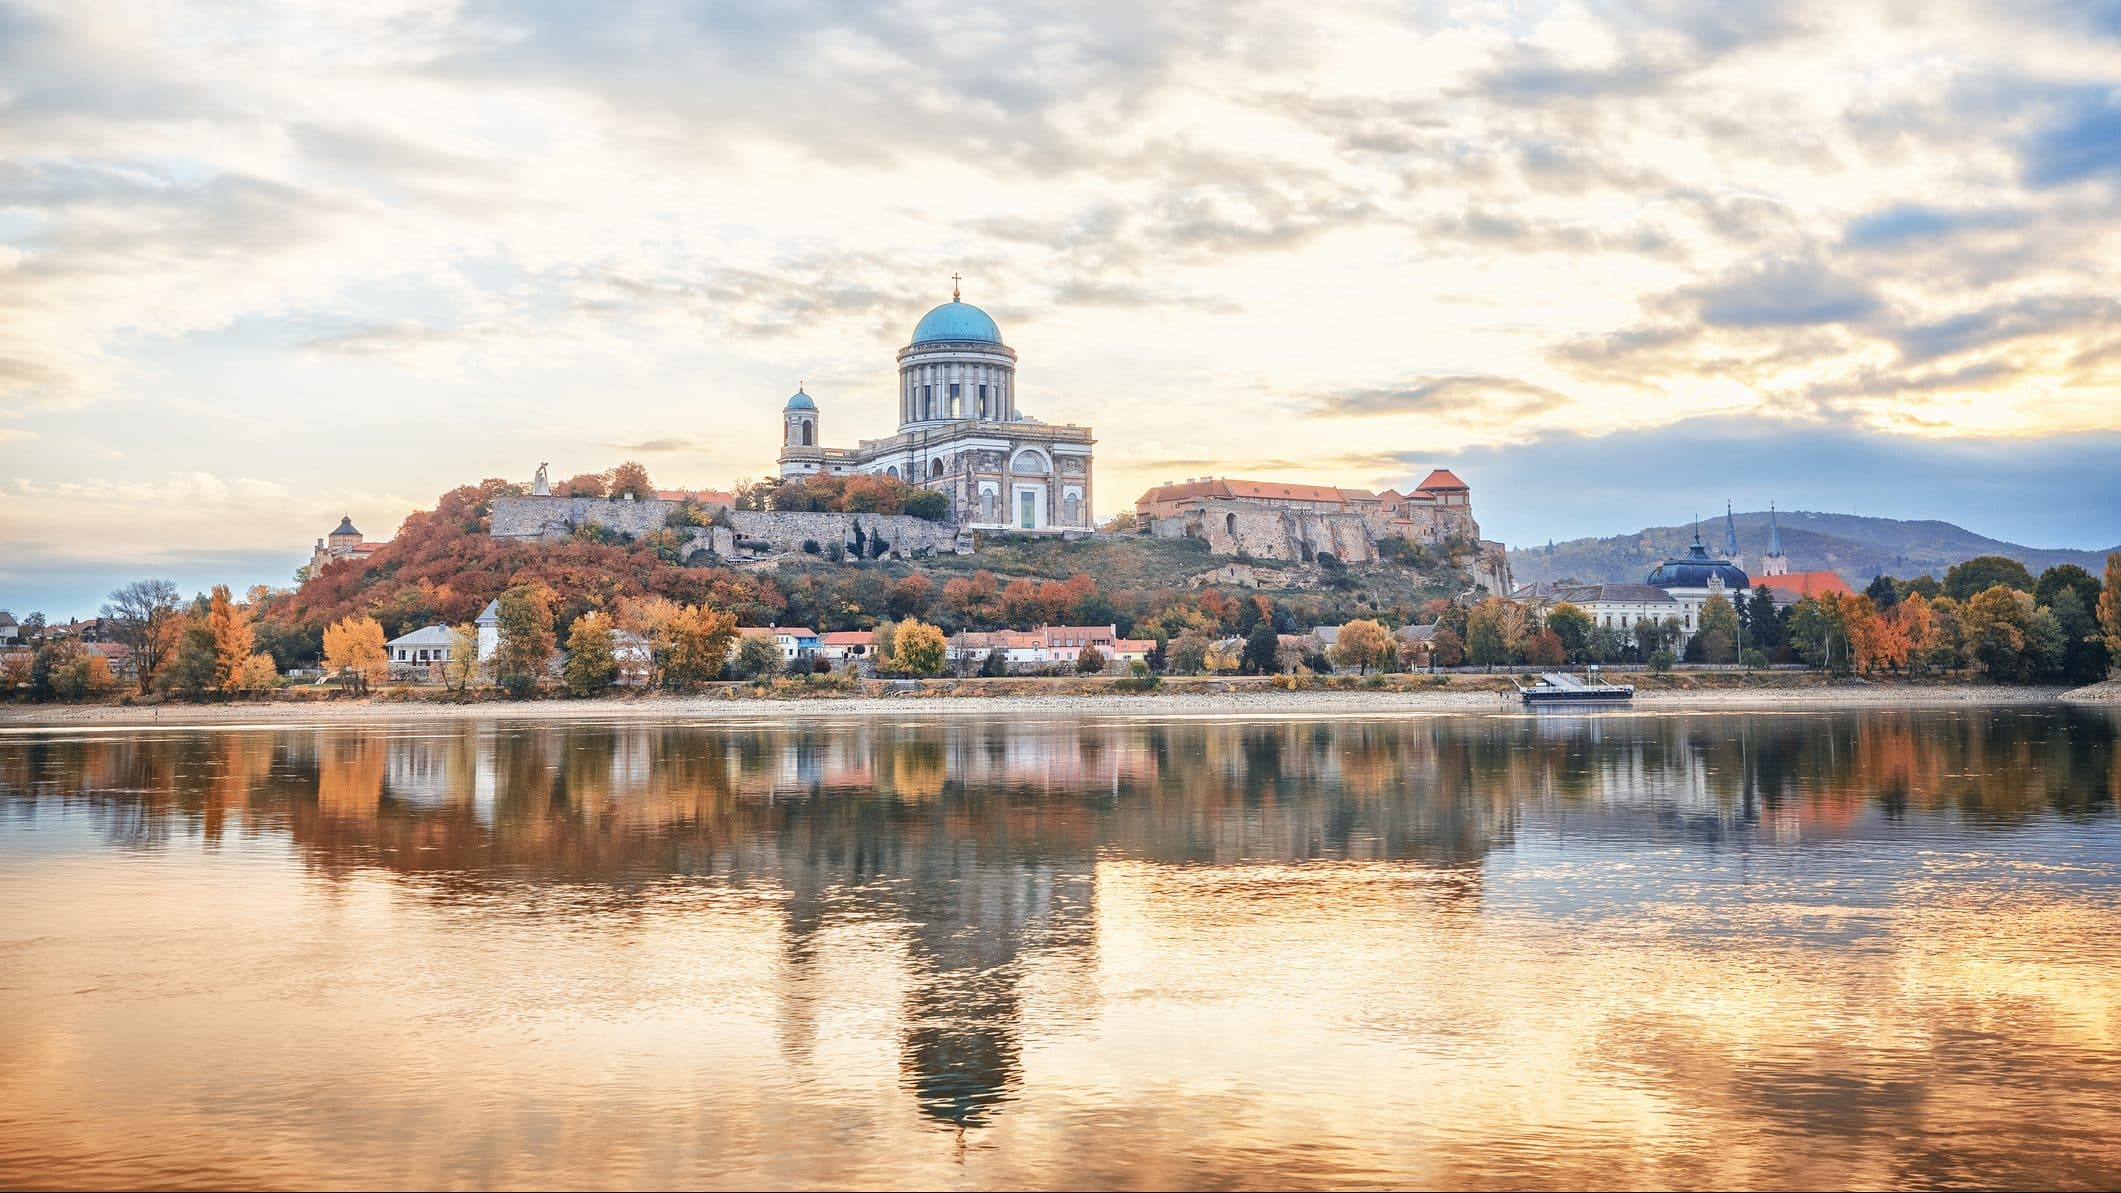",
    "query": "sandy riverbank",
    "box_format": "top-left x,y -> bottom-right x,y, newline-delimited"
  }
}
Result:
0,682 -> 2092,729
